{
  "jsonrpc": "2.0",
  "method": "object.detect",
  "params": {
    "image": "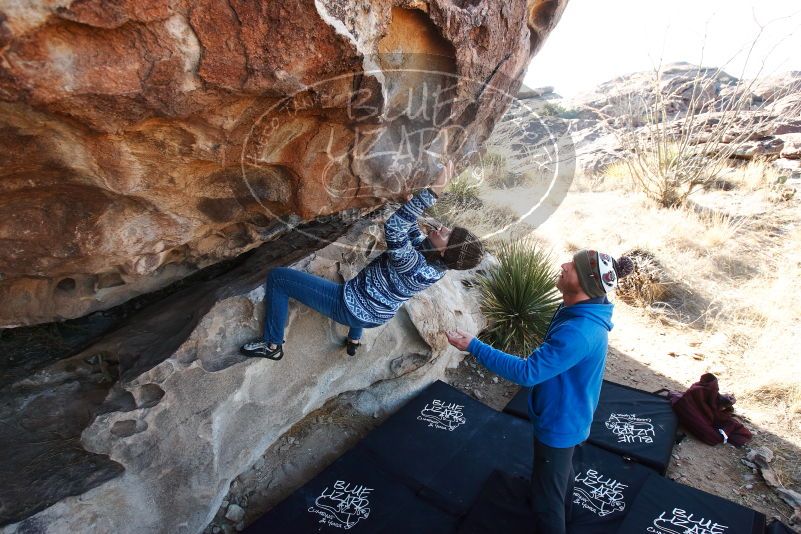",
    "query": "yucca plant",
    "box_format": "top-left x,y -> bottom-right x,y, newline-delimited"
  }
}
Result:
477,239 -> 561,355
444,170 -> 481,207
